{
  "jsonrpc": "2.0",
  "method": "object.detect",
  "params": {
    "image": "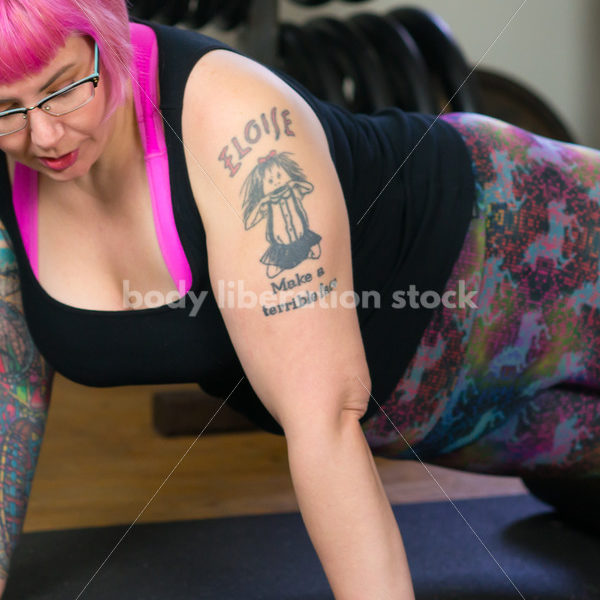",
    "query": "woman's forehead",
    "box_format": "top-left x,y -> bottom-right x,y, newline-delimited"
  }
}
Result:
0,35 -> 89,99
